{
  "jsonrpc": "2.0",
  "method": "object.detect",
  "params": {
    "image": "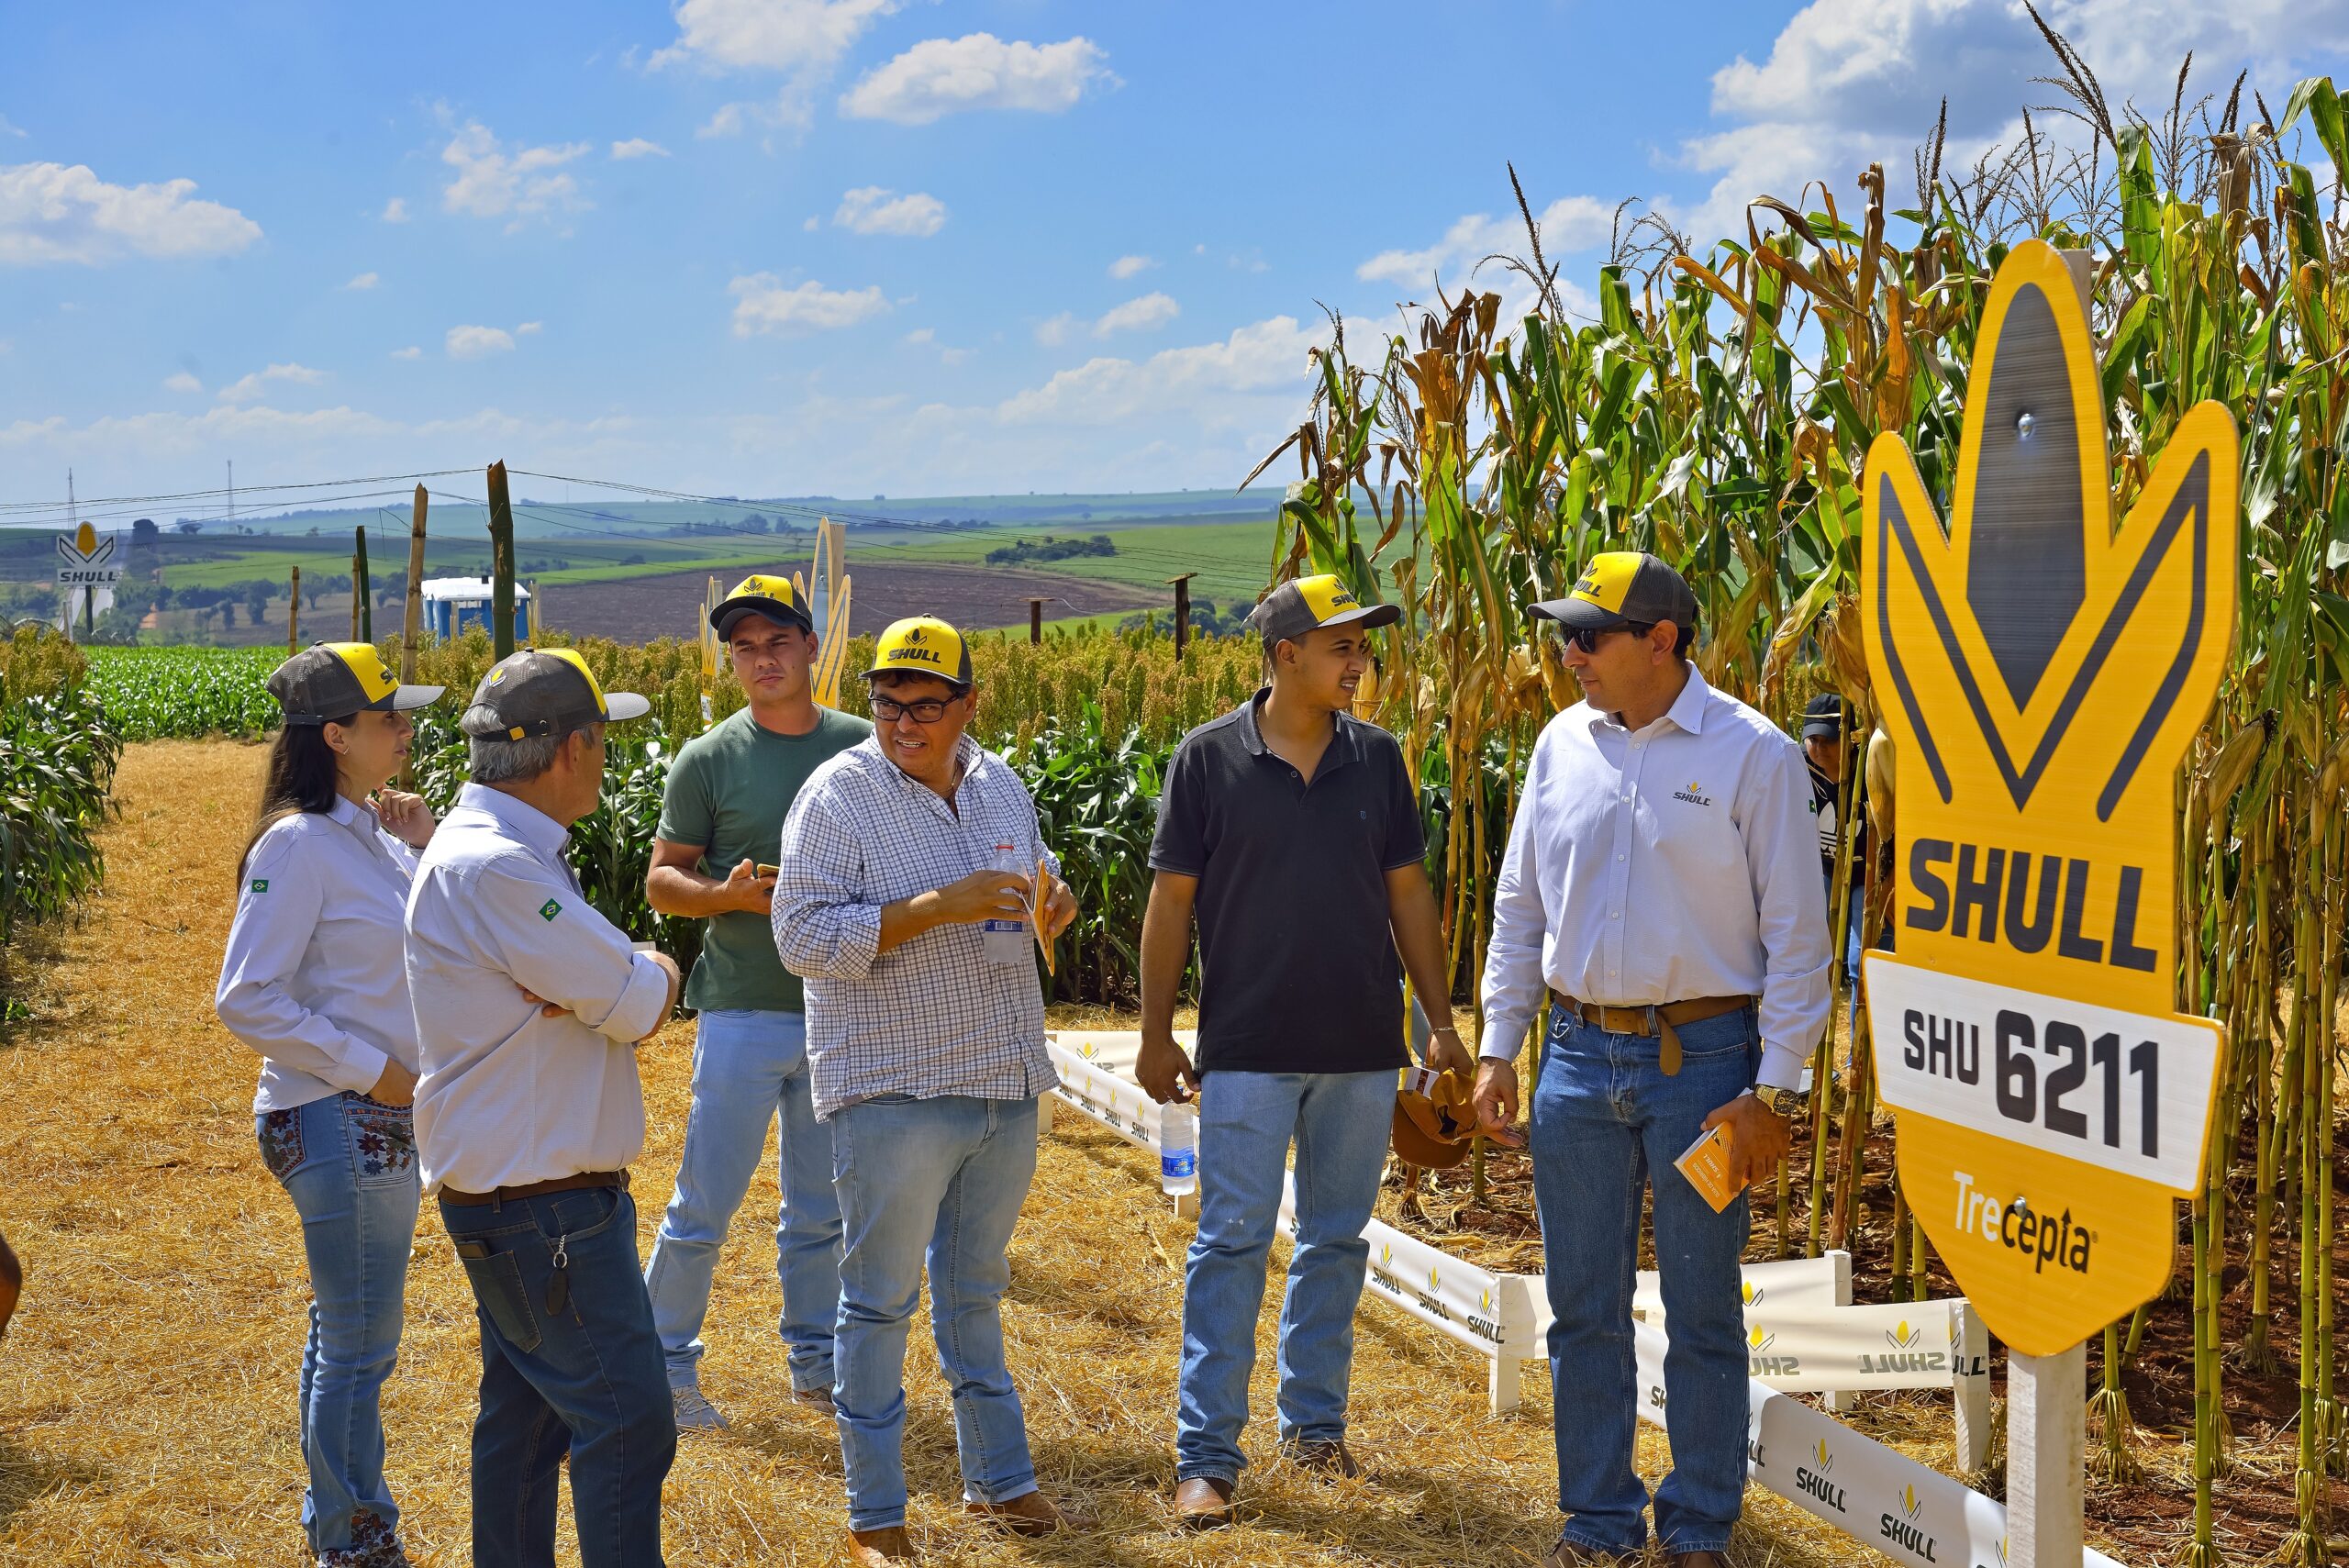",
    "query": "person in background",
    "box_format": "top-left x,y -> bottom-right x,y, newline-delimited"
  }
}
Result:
1472,553 -> 1831,1568
405,649 -> 684,1568
215,641 -> 444,1568
1134,573 -> 1476,1527
772,617 -> 1083,1568
641,576 -> 871,1430
1800,692 -> 1869,997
